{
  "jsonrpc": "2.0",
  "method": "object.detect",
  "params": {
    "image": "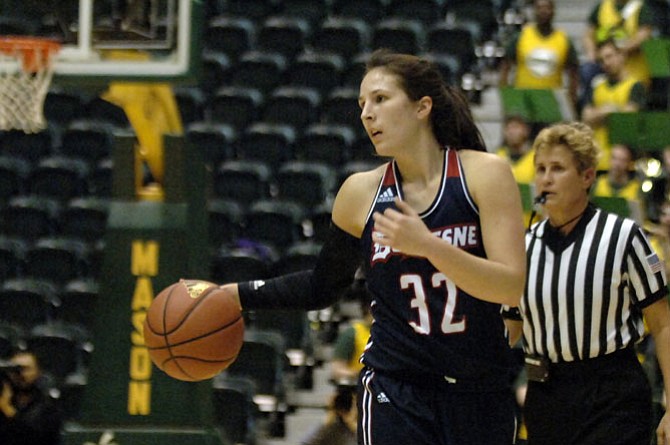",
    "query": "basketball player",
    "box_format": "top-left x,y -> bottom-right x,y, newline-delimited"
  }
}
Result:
219,50 -> 527,444
503,122 -> 670,445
